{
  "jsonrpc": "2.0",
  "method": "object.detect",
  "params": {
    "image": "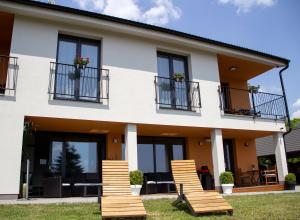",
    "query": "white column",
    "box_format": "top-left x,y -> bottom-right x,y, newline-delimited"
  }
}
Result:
274,132 -> 288,184
125,124 -> 138,171
211,128 -> 225,189
0,114 -> 24,200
